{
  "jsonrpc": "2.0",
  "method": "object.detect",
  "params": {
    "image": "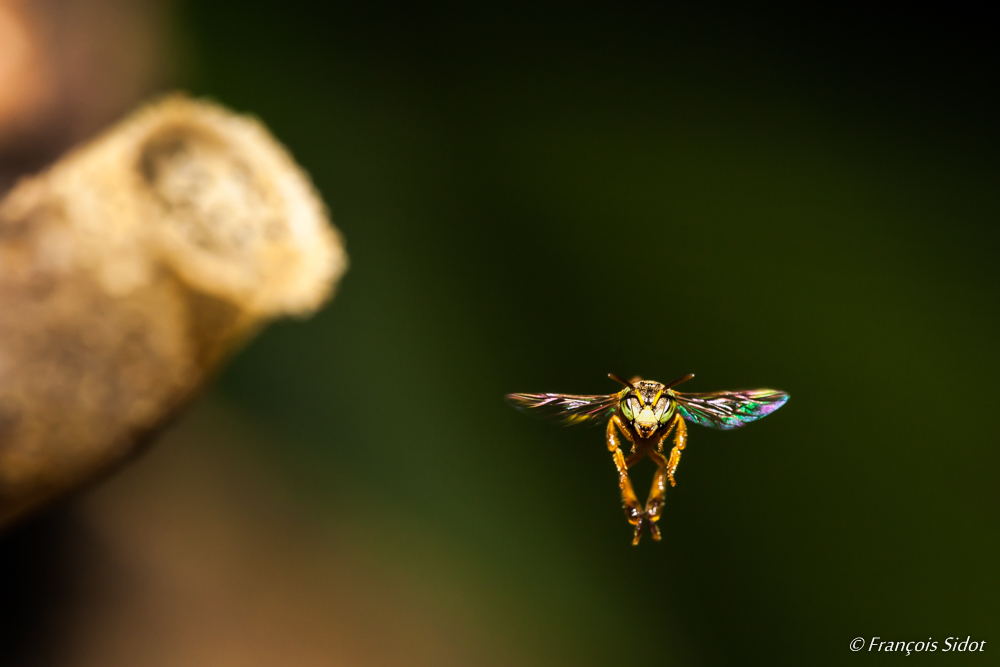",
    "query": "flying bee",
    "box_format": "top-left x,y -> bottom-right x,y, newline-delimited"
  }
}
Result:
507,373 -> 789,545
